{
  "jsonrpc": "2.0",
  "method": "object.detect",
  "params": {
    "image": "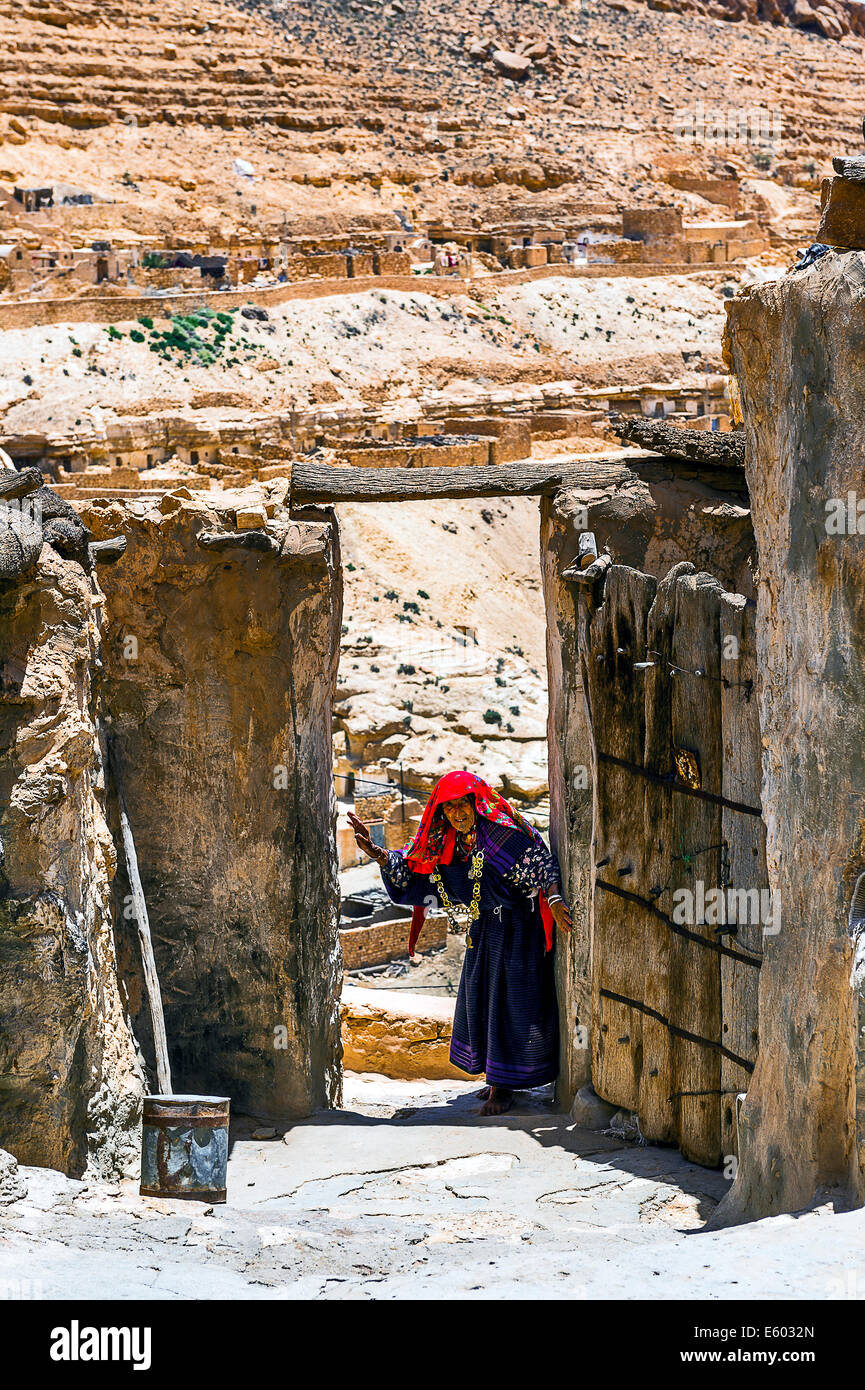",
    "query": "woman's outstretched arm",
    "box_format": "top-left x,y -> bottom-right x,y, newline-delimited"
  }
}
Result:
347,811 -> 438,907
